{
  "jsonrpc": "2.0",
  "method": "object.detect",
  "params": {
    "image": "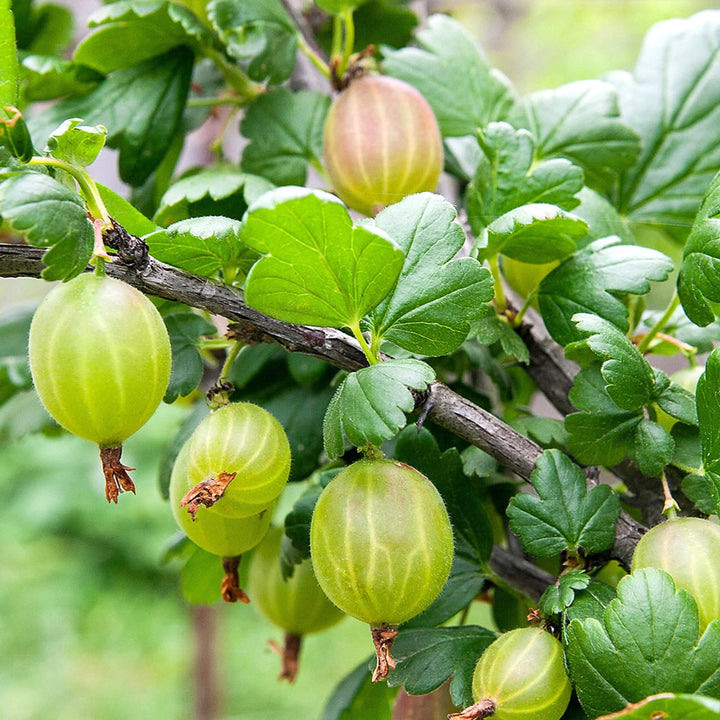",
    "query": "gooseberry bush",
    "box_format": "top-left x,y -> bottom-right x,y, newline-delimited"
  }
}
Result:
4,1 -> 720,718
